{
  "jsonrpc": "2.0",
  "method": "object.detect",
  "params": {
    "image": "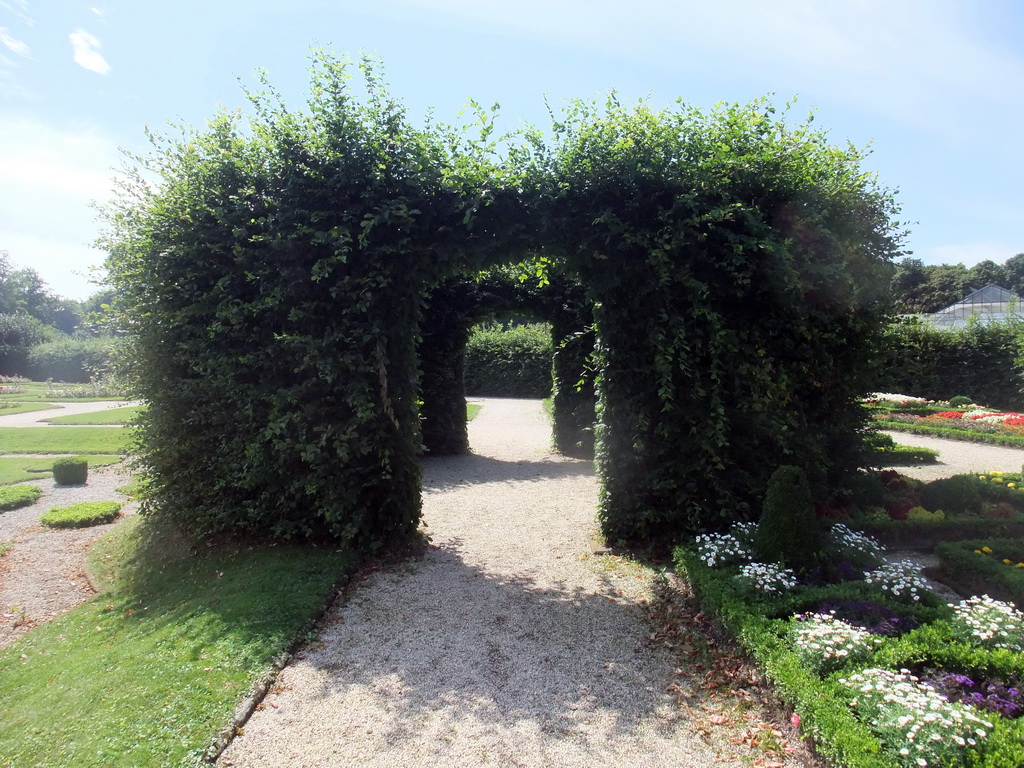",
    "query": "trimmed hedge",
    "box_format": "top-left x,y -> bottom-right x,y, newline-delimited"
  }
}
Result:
463,323 -> 553,398
27,336 -> 116,383
52,457 -> 89,486
875,316 -> 1024,411
103,54 -> 901,551
675,545 -> 1024,767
